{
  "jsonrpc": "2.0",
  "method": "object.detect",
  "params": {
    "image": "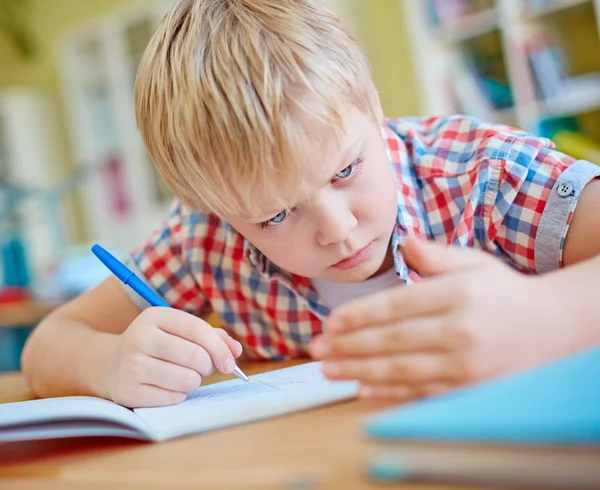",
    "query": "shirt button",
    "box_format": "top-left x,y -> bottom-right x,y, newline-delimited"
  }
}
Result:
556,182 -> 573,197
